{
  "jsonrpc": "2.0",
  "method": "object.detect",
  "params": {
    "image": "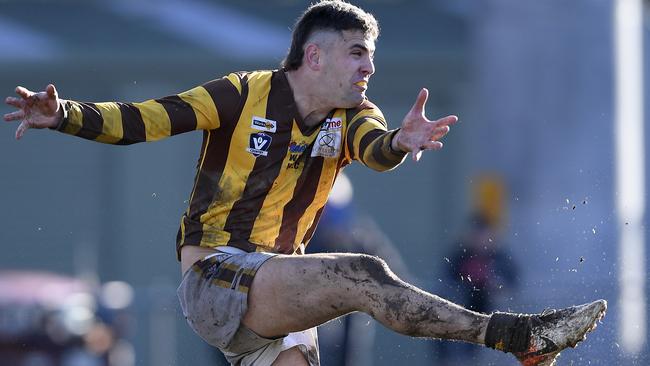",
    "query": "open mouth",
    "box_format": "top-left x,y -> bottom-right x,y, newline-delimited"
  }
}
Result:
354,81 -> 367,89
